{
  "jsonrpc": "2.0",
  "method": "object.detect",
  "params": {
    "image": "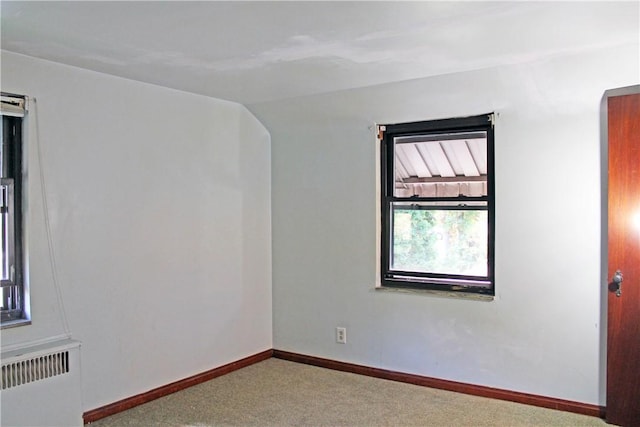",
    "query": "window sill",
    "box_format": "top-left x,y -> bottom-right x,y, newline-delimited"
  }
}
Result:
374,285 -> 494,301
1,318 -> 32,330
